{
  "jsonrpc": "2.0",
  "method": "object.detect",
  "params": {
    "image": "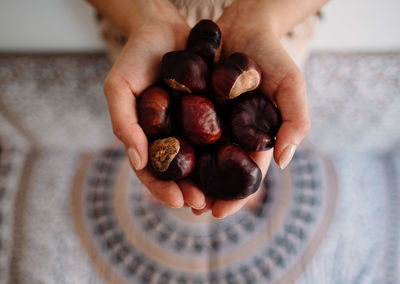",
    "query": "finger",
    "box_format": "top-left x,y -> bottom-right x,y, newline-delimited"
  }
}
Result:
177,179 -> 206,210
211,195 -> 253,219
245,186 -> 266,210
272,69 -> 310,169
236,38 -> 310,170
103,37 -> 166,170
134,167 -> 184,208
250,150 -> 273,177
192,197 -> 214,215
104,78 -> 148,170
